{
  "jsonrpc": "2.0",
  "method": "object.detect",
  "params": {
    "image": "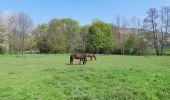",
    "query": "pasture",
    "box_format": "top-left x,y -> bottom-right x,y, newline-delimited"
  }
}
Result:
0,54 -> 170,99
